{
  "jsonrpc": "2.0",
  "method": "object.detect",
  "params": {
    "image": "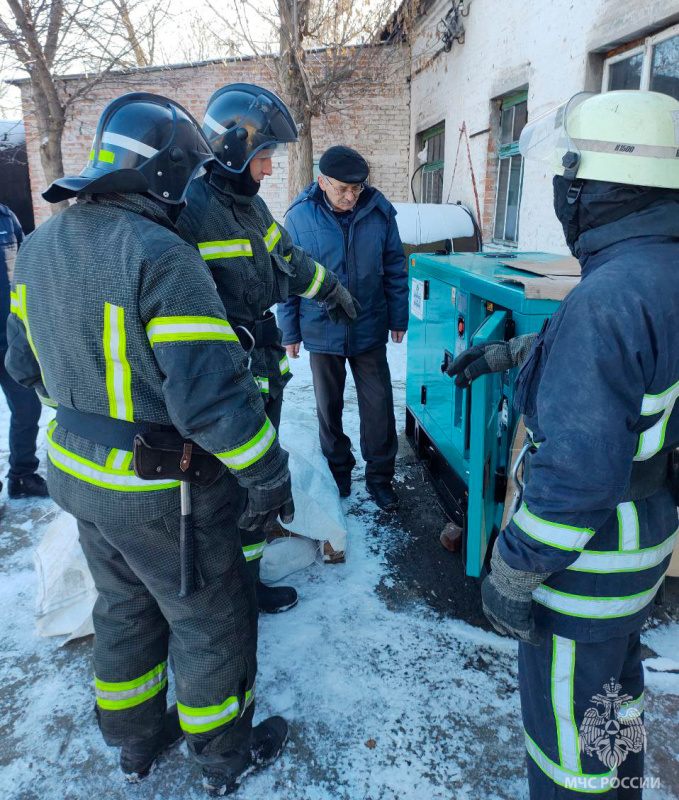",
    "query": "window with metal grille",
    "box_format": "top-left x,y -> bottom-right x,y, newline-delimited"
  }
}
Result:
493,91 -> 527,245
419,123 -> 445,203
603,23 -> 679,101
